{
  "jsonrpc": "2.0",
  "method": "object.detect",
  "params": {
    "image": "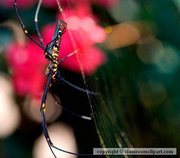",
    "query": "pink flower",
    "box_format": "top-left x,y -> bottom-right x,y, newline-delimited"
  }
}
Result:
5,3 -> 106,98
57,7 -> 106,44
41,8 -> 106,75
41,0 -> 117,9
41,0 -> 57,8
0,0 -> 35,8
5,41 -> 47,99
42,0 -> 90,9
